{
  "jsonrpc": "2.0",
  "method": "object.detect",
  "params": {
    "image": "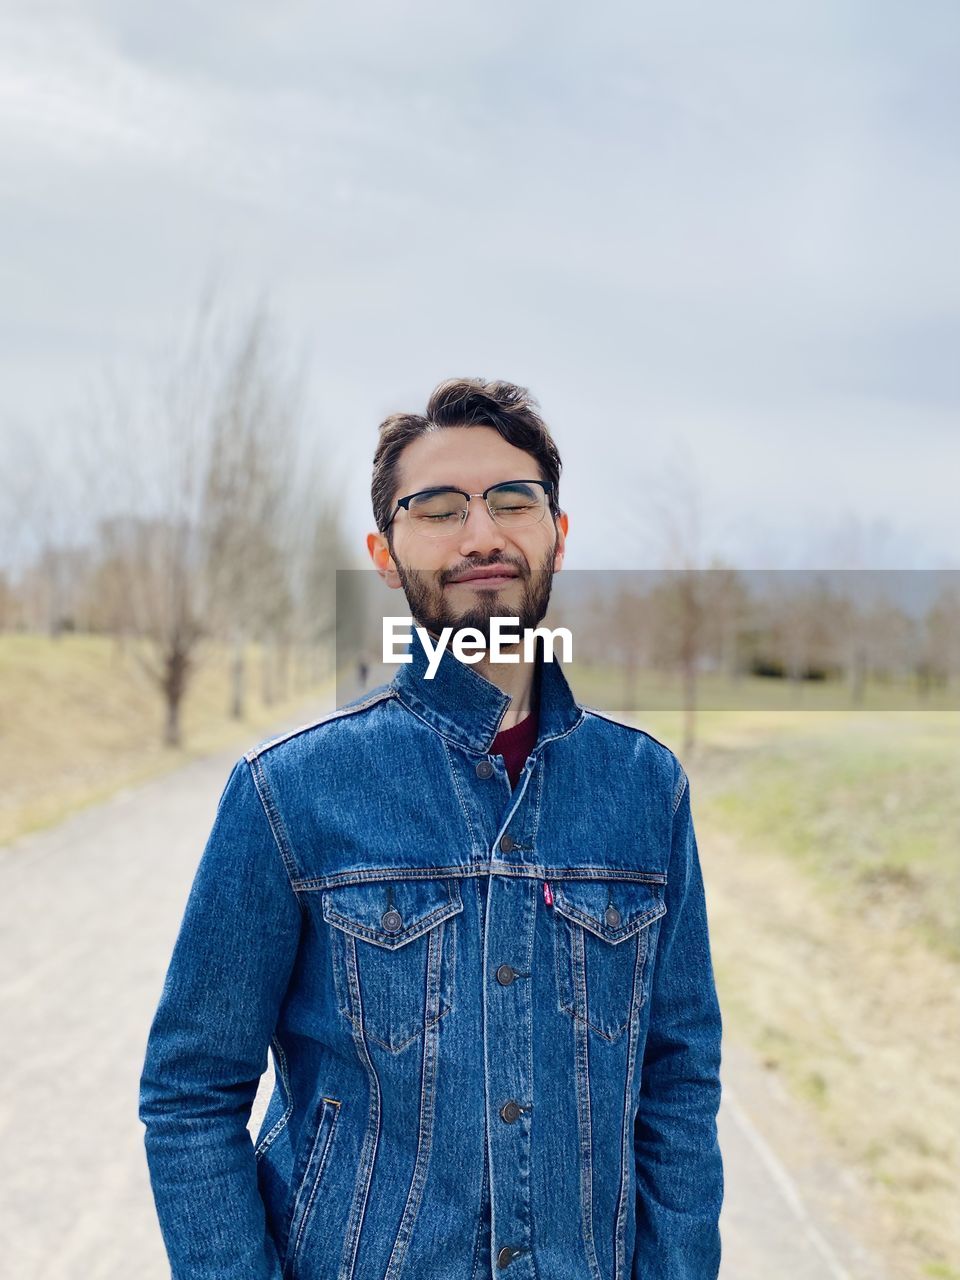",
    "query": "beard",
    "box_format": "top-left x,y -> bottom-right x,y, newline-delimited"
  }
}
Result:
392,538 -> 559,651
